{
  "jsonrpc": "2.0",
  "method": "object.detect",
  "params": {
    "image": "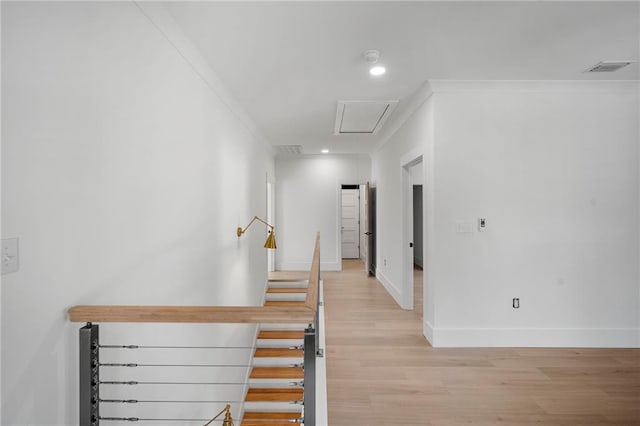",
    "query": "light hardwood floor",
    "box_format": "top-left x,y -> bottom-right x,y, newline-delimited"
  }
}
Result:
271,260 -> 640,425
